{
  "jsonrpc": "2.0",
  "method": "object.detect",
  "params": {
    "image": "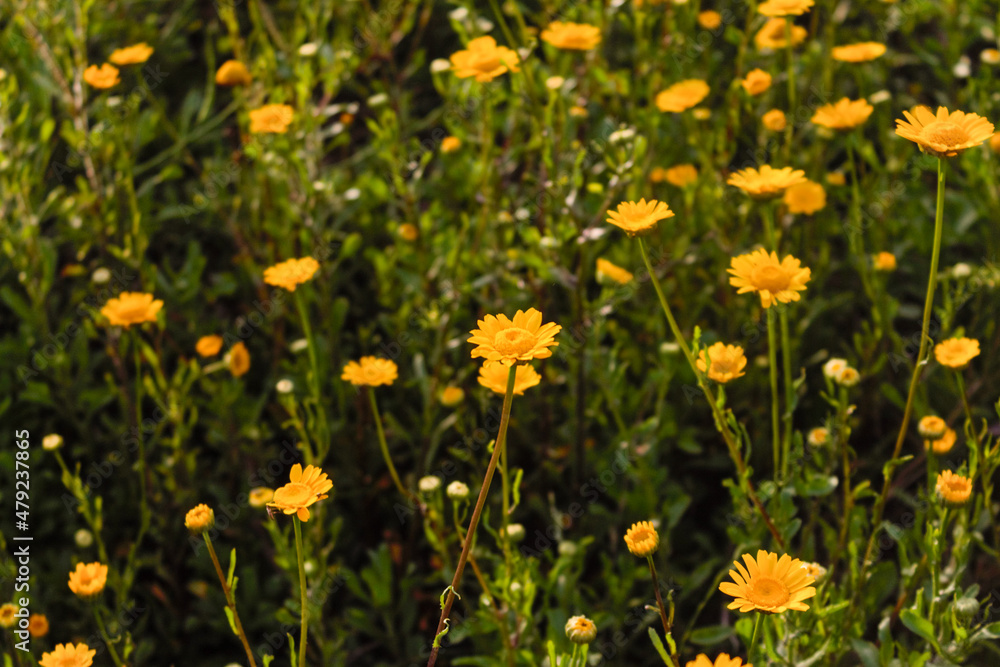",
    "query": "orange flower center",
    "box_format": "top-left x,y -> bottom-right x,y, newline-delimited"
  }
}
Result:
921,121 -> 967,147
494,328 -> 534,356
749,576 -> 790,607
469,51 -> 502,72
751,264 -> 790,292
274,483 -> 314,507
629,527 -> 654,545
